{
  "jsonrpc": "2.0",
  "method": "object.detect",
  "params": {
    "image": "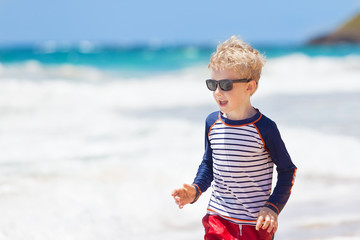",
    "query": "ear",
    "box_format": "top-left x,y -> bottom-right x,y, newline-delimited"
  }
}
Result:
246,80 -> 257,95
